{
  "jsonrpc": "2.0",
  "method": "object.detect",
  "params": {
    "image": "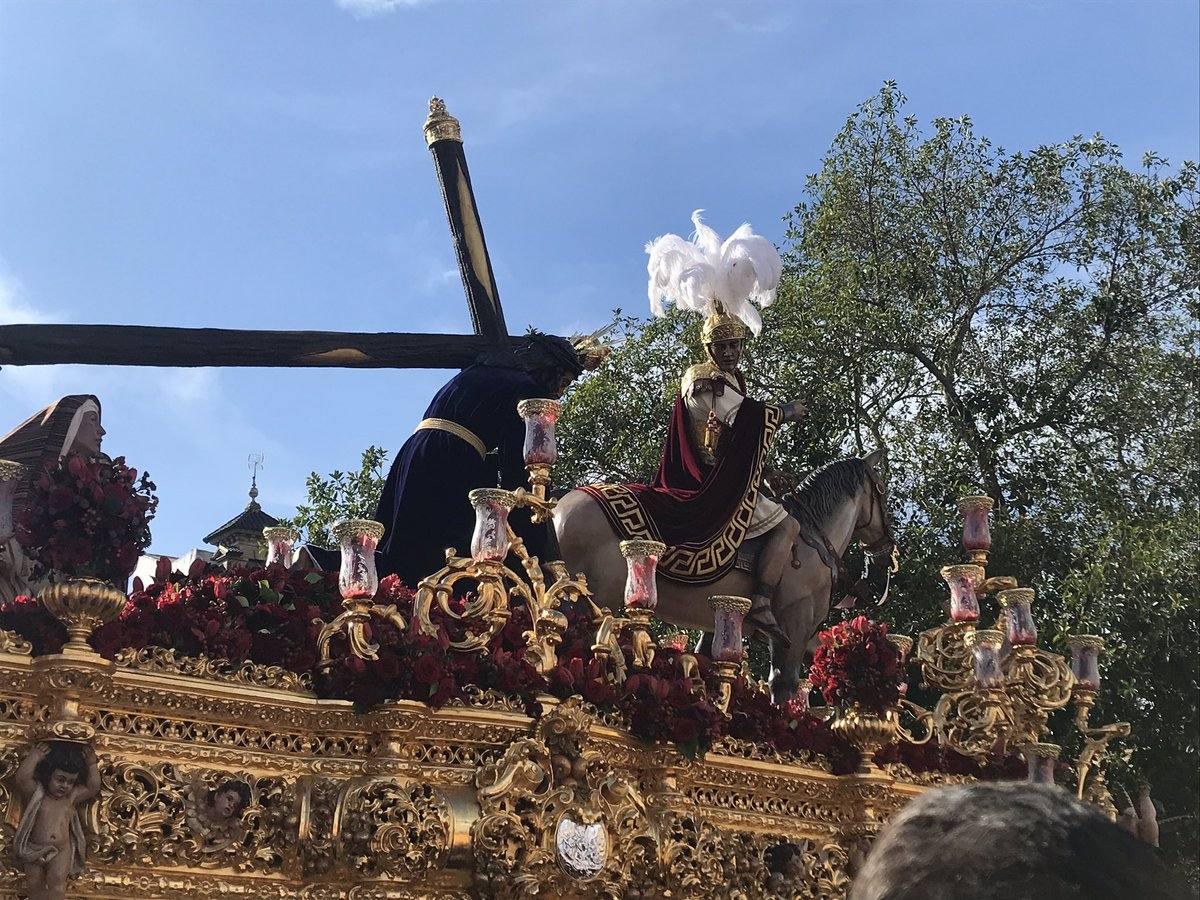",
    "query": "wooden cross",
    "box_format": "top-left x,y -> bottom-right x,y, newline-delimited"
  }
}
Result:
0,99 -> 545,370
